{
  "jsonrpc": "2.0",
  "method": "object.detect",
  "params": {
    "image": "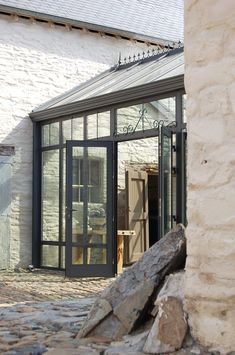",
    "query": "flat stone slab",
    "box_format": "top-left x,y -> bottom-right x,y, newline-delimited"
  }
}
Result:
113,279 -> 155,332
78,298 -> 112,338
